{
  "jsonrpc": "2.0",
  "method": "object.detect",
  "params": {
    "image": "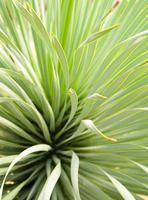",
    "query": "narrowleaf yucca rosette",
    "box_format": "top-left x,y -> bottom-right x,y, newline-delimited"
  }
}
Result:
0,0 -> 148,199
